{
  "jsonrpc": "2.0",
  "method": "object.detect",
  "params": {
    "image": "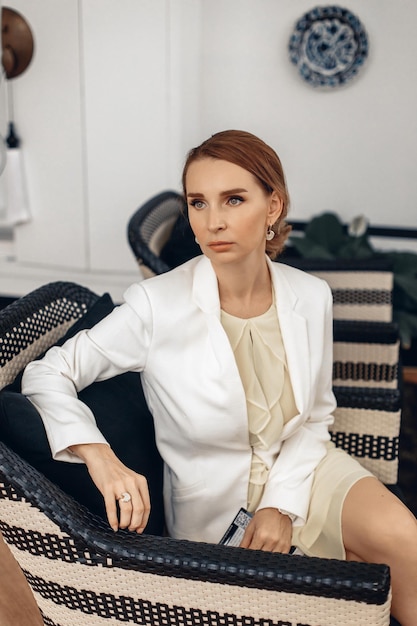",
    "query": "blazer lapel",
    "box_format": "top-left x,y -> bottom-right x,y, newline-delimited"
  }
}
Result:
269,259 -> 310,415
191,256 -> 249,420
191,256 -> 311,416
191,256 -> 220,316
